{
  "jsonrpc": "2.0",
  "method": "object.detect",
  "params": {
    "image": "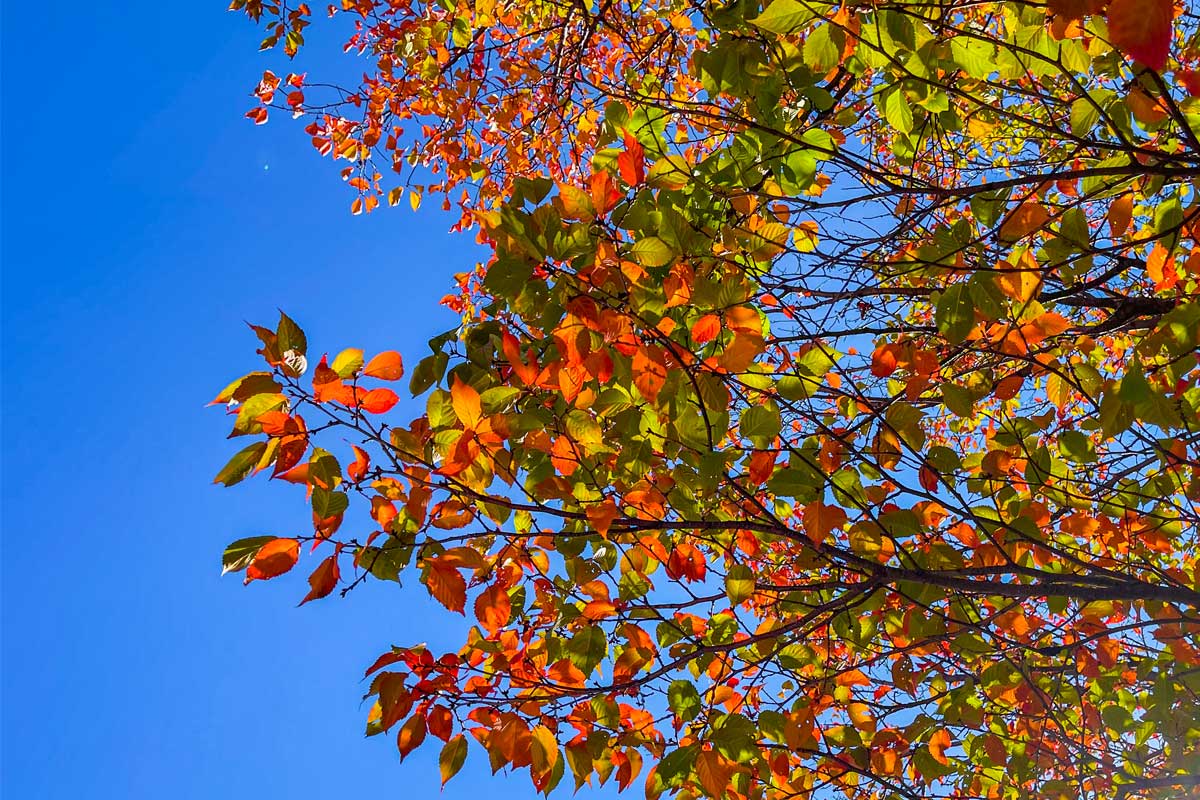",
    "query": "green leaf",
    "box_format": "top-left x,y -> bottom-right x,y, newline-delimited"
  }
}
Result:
710,713 -> 758,762
941,384 -> 975,418
409,352 -> 449,397
724,563 -> 755,604
312,488 -> 350,518
222,536 -> 275,575
630,236 -> 677,267
802,24 -> 840,73
1058,430 -> 1096,463
935,283 -> 975,343
884,88 -> 914,134
214,441 -> 268,487
740,403 -> 782,448
276,310 -> 307,356
566,626 -> 608,674
1069,98 -> 1101,137
750,0 -> 815,35
439,735 -> 468,785
668,679 -> 703,722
